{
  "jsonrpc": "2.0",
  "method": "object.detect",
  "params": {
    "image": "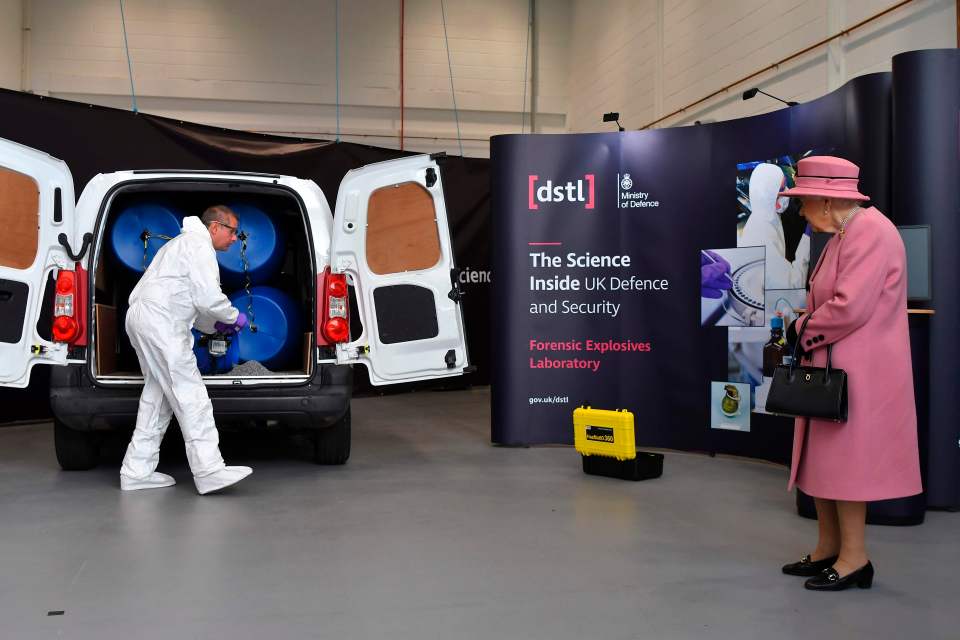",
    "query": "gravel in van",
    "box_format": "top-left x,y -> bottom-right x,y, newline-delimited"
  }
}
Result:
226,360 -> 274,377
